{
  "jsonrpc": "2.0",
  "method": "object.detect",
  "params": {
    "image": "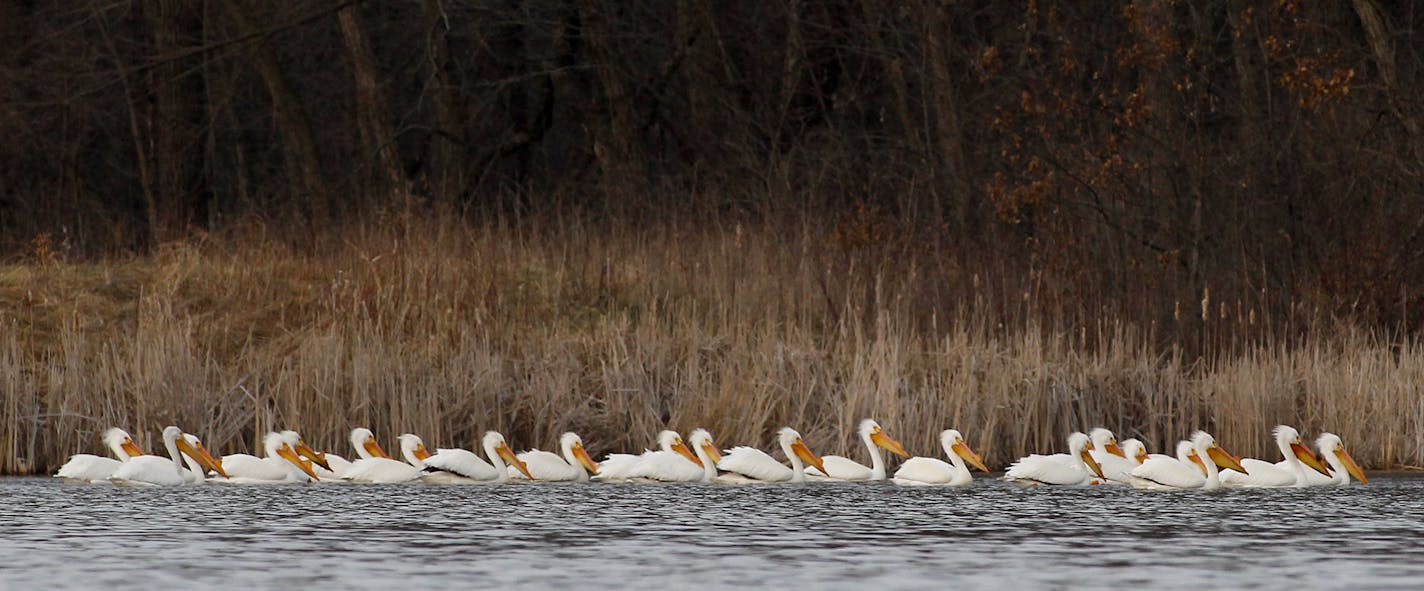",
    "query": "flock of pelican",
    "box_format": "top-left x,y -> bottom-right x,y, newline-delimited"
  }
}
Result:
54,420 -> 1367,489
